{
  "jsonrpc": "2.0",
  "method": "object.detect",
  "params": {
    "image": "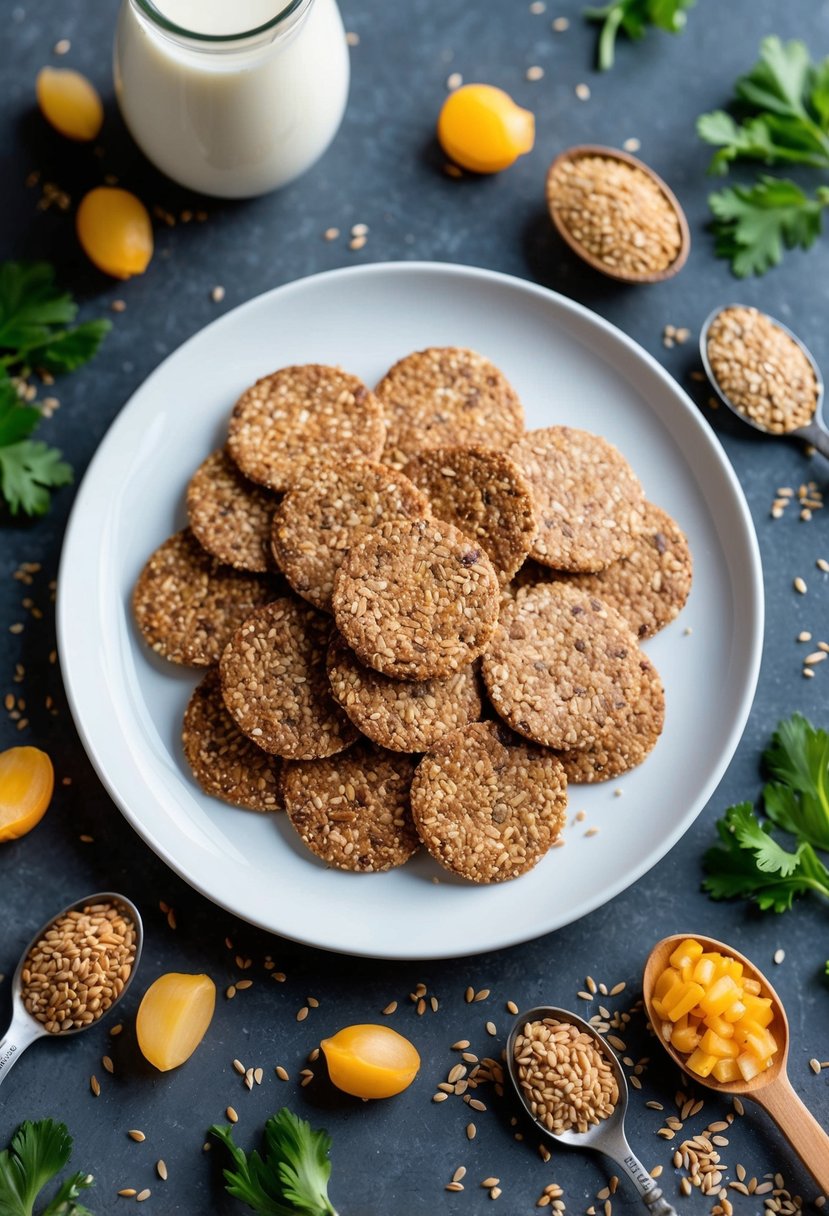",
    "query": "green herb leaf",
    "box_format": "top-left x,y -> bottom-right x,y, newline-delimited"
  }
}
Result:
32,321 -> 111,375
708,176 -> 829,276
0,1120 -> 92,1216
0,264 -> 77,352
702,802 -> 829,913
211,1111 -> 337,1216
0,380 -> 41,447
584,0 -> 694,70
763,713 -> 829,851
0,440 -> 73,517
